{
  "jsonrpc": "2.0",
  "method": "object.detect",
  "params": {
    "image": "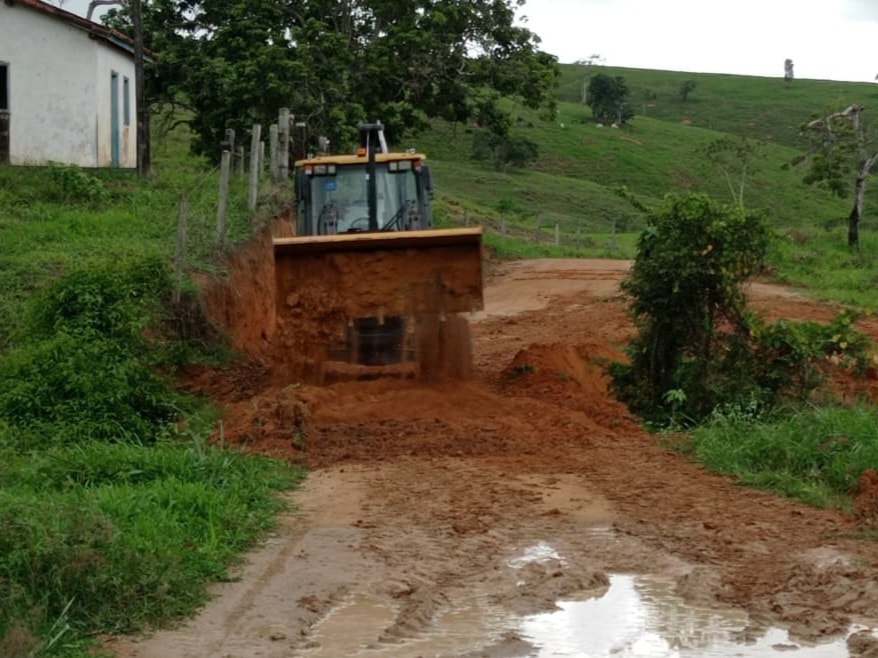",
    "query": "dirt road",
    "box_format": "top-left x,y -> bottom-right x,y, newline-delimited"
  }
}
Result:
109,259 -> 878,657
